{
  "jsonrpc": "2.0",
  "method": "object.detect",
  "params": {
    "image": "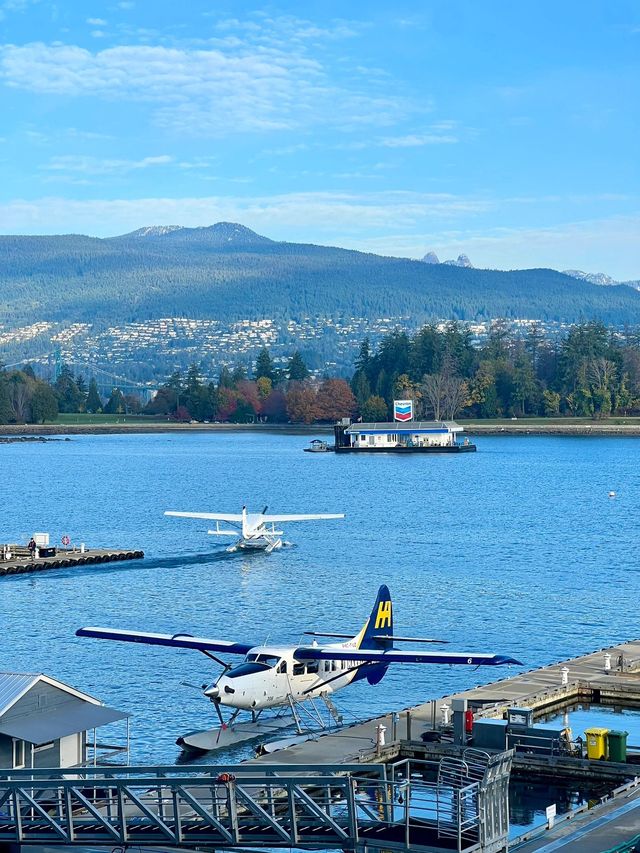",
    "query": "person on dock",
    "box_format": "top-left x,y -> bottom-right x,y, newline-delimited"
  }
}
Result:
27,537 -> 36,559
